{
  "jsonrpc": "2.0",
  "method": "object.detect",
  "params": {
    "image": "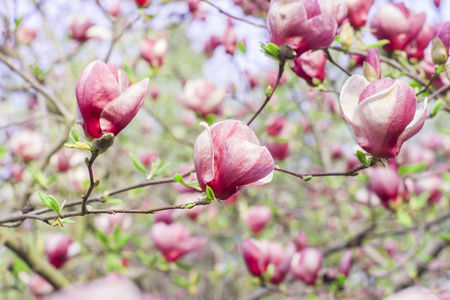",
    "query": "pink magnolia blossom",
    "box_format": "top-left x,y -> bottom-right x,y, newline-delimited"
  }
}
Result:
69,16 -> 94,42
267,0 -> 337,56
266,141 -> 291,161
404,22 -> 433,60
339,75 -> 427,158
294,230 -> 308,251
291,49 -> 326,85
338,249 -> 353,276
384,286 -> 441,300
194,120 -> 274,200
413,176 -> 443,204
233,0 -> 269,16
419,47 -> 450,89
434,0 -> 441,7
242,239 -> 294,284
265,113 -> 291,137
369,165 -> 408,207
154,210 -> 175,224
94,211 -> 133,235
436,22 -> 450,55
109,3 -> 120,17
178,79 -> 226,117
370,3 -> 426,54
16,24 -> 37,45
317,0 -> 348,27
149,86 -> 160,100
363,48 -> 380,81
343,0 -> 374,29
243,206 -> 273,234
139,38 -> 168,68
204,35 -> 222,56
290,247 -> 323,285
76,60 -> 149,139
222,19 -> 237,55
29,274 -> 54,299
135,0 -> 152,8
46,274 -> 147,300
10,130 -> 44,161
188,0 -> 207,20
44,233 -> 76,269
150,222 -> 207,262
